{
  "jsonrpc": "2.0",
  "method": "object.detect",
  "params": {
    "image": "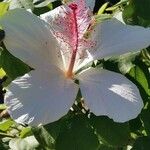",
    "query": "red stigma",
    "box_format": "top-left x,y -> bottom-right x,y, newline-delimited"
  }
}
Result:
69,3 -> 77,10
